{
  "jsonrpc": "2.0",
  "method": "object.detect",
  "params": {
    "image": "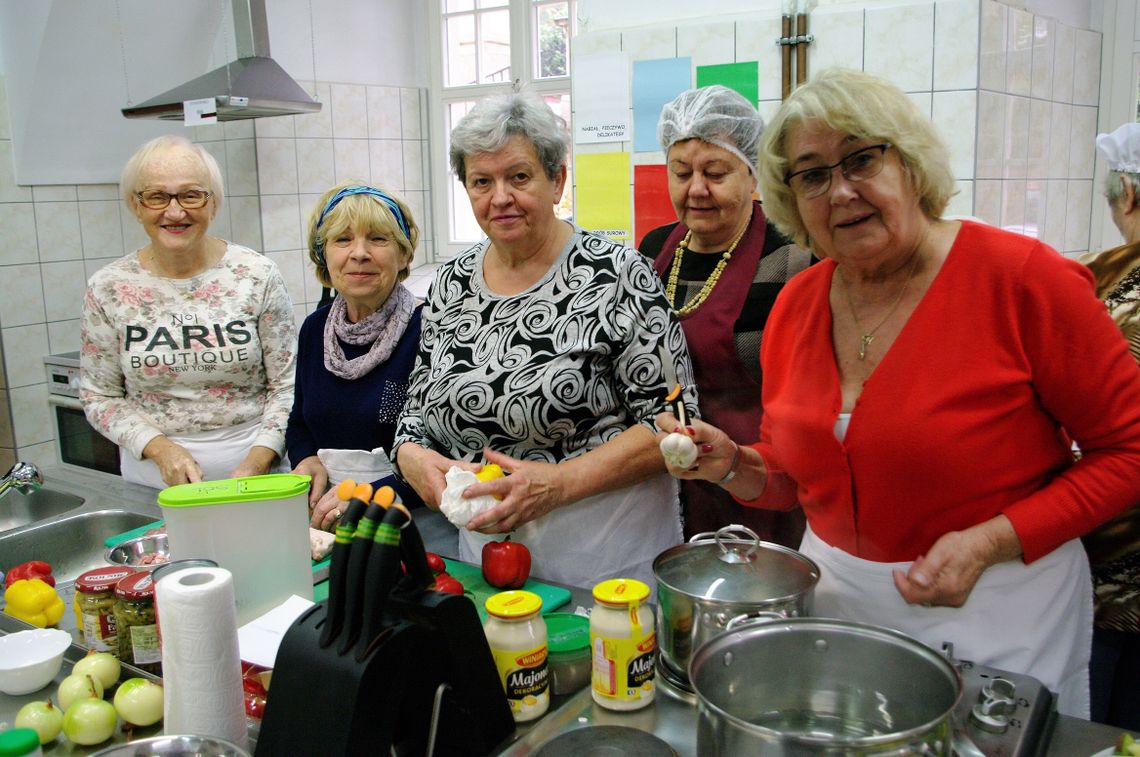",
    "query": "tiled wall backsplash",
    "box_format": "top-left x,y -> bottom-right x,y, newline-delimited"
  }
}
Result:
573,0 -> 1101,256
0,76 -> 432,470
